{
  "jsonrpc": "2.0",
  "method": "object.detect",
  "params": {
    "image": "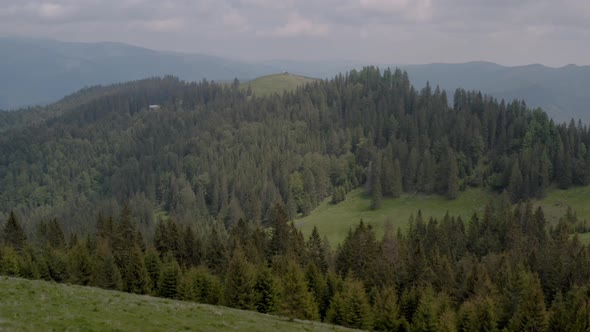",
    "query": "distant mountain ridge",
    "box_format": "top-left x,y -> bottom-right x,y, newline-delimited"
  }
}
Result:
1,37 -> 589,122
400,61 -> 590,122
